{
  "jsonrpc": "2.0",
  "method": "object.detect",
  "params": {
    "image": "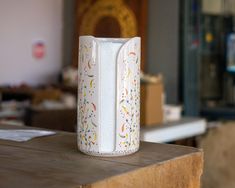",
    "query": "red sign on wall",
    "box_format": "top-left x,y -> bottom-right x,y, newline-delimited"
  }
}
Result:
33,41 -> 45,59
